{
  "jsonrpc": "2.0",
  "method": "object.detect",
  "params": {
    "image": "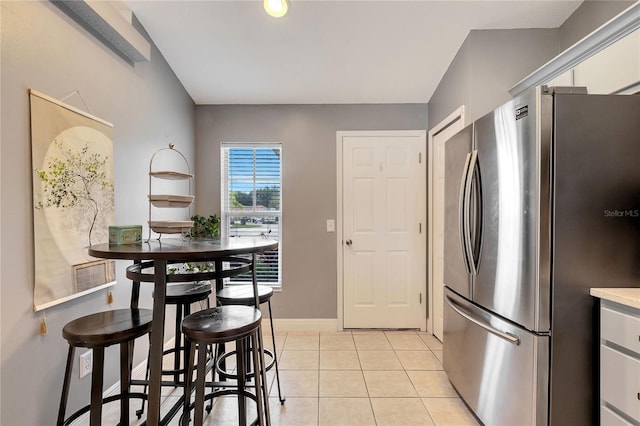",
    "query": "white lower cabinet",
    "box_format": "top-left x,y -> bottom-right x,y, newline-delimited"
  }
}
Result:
600,300 -> 640,425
